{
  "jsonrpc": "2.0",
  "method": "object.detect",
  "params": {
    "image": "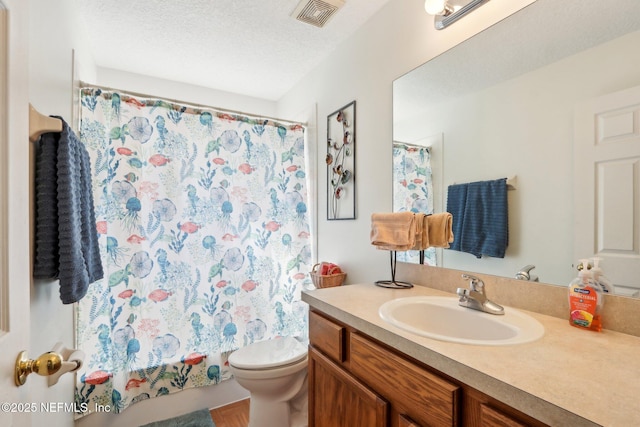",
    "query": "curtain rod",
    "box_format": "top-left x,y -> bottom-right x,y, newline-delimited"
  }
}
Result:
78,81 -> 307,127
